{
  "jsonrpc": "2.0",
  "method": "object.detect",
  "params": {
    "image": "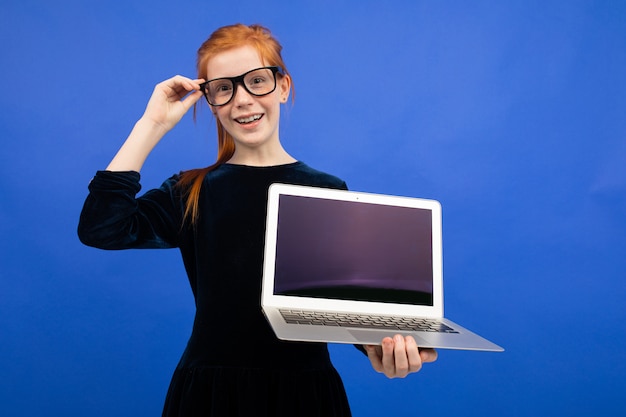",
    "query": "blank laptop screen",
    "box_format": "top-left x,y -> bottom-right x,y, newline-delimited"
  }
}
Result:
273,194 -> 434,306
